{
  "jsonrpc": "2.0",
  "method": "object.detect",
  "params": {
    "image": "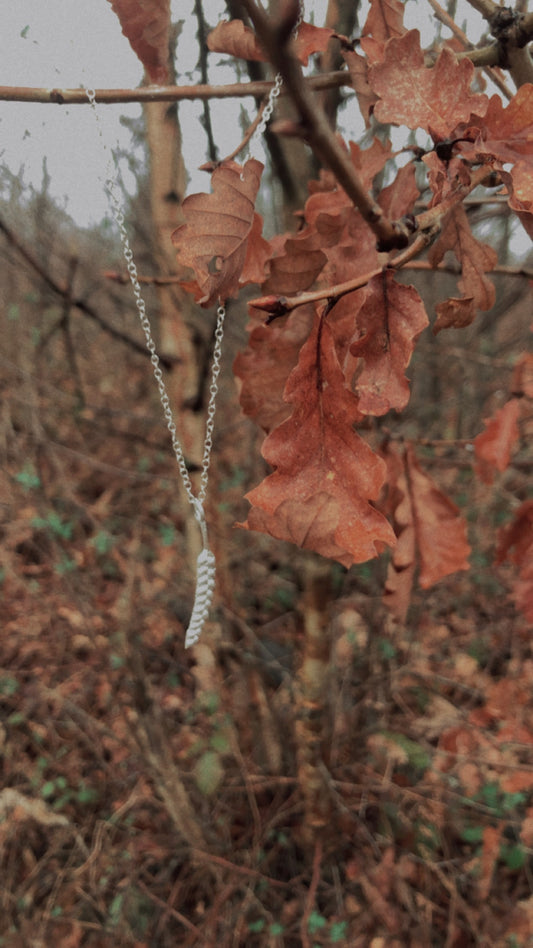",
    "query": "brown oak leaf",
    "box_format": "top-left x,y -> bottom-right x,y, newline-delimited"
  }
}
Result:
474,398 -> 521,483
108,0 -> 171,84
497,500 -> 533,623
428,204 -> 497,333
350,270 -> 429,415
369,30 -> 488,140
240,315 -> 396,567
172,159 -> 263,307
457,85 -> 533,237
207,20 -> 333,66
511,353 -> 533,399
360,0 -> 406,64
233,305 -> 315,433
383,443 -> 470,619
340,47 -> 377,126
